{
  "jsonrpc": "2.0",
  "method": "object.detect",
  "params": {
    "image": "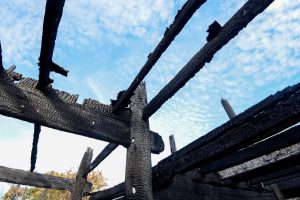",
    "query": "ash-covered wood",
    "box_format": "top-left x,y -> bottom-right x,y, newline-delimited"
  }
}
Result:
30,123 -> 41,172
143,0 -> 275,120
0,165 -> 91,192
0,41 -> 3,72
36,0 -> 65,91
112,0 -> 207,112
125,83 -> 153,199
71,147 -> 93,199
221,98 -> 236,119
152,82 -> 300,187
200,125 -> 300,174
83,143 -> 118,176
0,72 -> 164,151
